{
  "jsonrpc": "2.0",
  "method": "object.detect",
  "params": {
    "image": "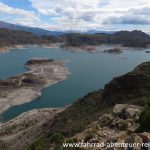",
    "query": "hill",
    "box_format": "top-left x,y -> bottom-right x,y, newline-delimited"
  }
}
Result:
0,21 -> 63,36
0,28 -> 51,50
63,30 -> 150,47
